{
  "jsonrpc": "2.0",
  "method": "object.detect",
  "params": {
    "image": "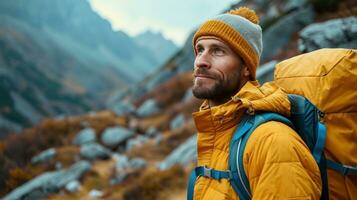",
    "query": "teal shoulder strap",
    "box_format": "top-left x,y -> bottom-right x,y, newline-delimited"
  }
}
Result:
228,113 -> 293,200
